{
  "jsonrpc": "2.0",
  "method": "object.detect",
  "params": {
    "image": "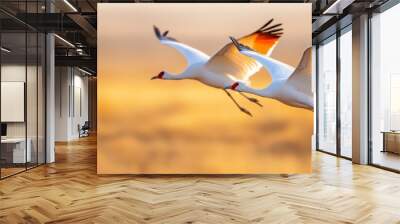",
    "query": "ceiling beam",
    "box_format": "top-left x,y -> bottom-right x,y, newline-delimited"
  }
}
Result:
322,0 -> 356,14
55,55 -> 96,70
67,13 -> 97,39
